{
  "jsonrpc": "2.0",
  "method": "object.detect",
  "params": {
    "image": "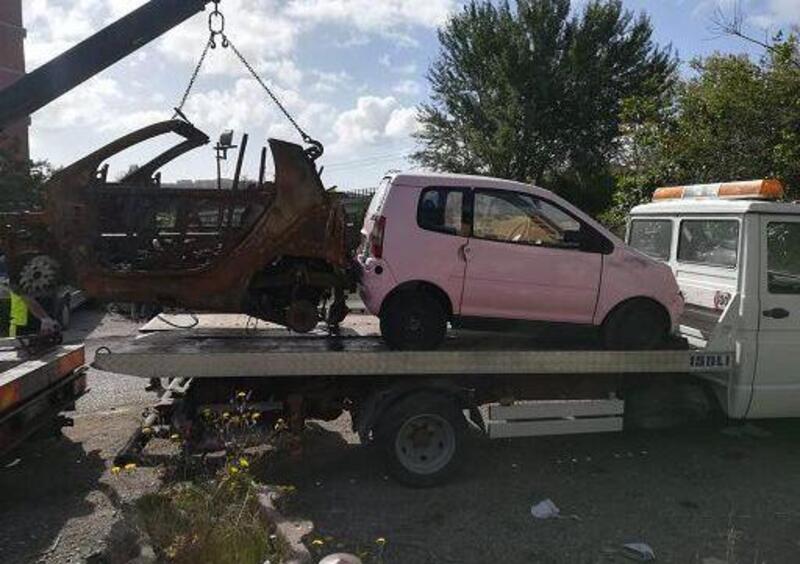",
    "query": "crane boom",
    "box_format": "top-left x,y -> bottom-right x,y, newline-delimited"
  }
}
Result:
0,0 -> 214,130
